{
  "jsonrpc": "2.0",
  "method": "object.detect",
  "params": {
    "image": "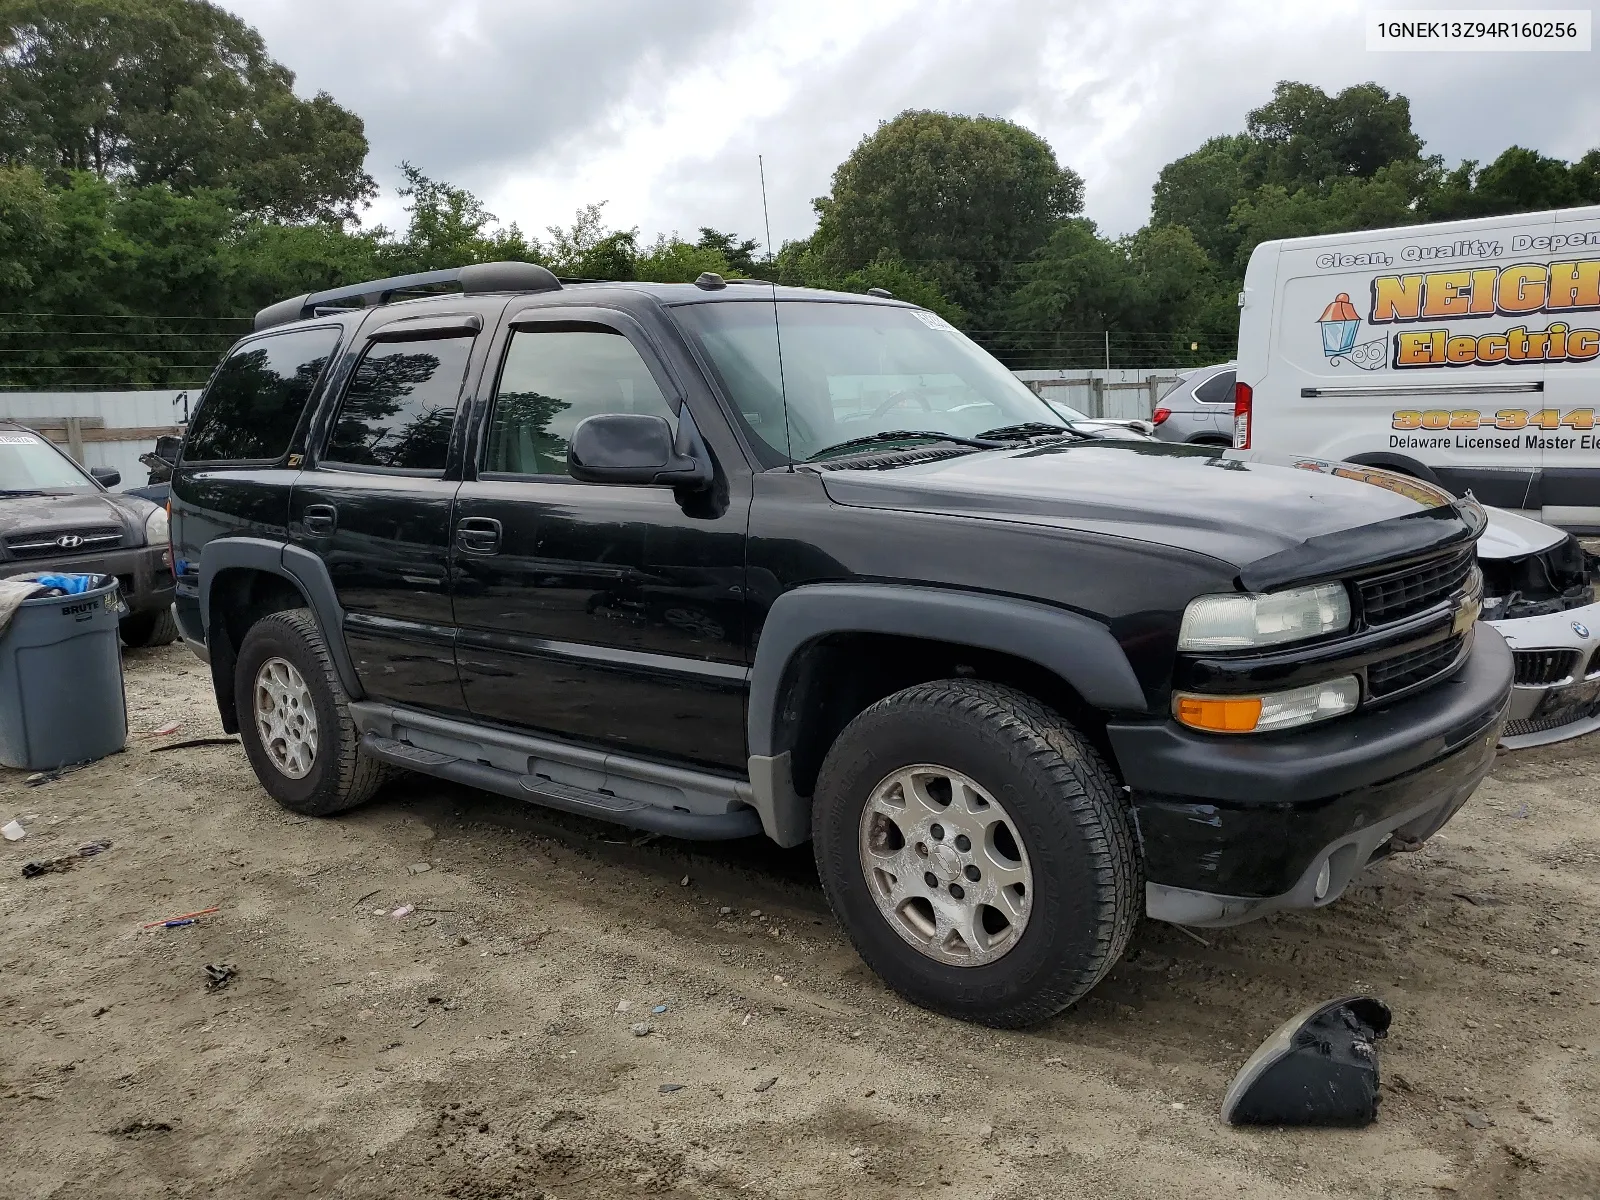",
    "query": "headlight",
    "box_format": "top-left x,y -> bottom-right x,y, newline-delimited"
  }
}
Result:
144,505 -> 169,546
1174,675 -> 1360,734
1178,582 -> 1350,651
